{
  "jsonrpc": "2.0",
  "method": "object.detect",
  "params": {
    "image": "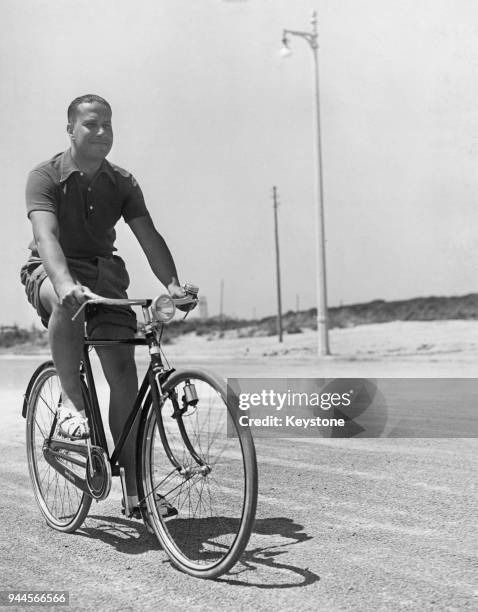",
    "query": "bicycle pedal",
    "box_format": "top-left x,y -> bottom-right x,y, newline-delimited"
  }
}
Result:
158,503 -> 178,520
121,505 -> 142,520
